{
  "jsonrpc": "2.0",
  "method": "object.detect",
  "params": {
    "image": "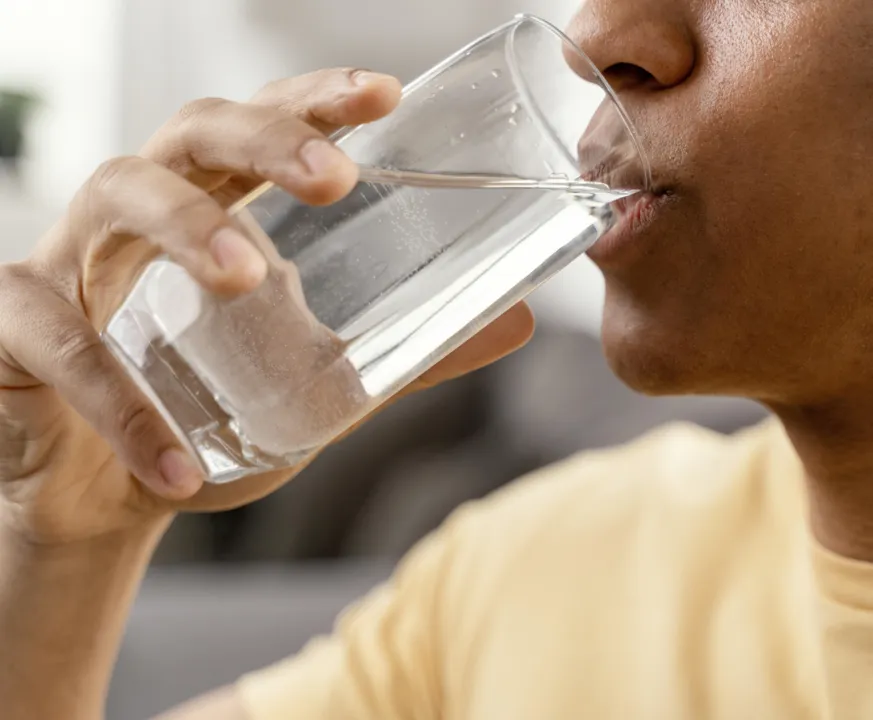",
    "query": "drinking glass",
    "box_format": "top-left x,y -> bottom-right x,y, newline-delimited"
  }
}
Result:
102,14 -> 651,483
